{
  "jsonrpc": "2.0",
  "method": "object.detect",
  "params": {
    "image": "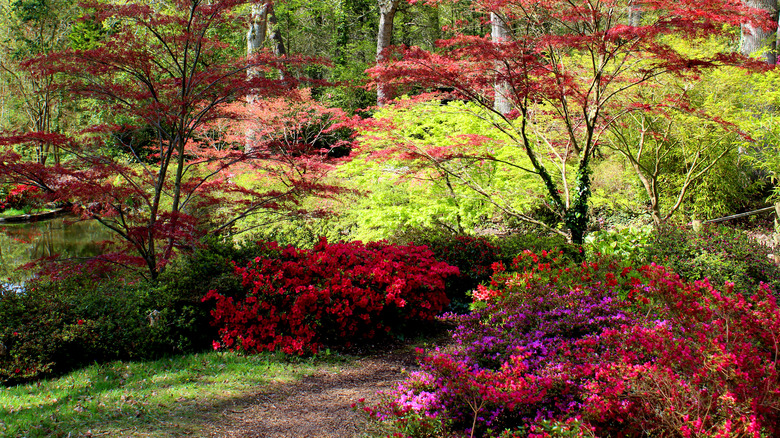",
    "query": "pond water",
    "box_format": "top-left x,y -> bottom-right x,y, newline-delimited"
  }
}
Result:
0,216 -> 115,285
